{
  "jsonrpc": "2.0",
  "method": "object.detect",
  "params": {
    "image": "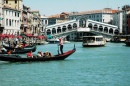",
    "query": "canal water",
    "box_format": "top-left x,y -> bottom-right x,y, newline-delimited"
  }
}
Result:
0,42 -> 130,86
